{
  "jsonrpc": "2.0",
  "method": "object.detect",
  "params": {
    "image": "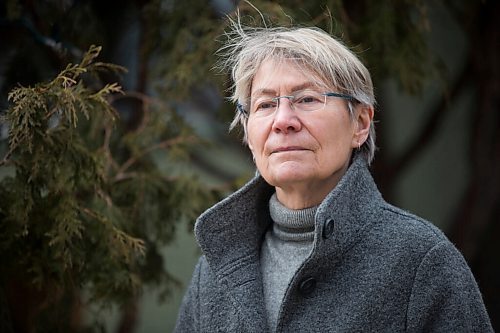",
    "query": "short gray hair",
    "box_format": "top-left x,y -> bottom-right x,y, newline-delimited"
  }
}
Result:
217,23 -> 377,164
